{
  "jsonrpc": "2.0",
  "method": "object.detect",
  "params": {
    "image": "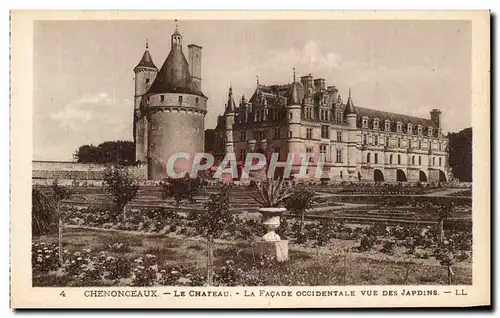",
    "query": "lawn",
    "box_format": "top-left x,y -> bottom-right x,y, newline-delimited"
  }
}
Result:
33,227 -> 472,287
